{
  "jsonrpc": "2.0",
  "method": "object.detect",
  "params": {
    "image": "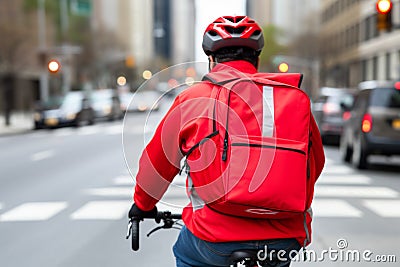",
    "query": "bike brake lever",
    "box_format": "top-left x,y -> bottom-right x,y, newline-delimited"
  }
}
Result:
146,226 -> 164,237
